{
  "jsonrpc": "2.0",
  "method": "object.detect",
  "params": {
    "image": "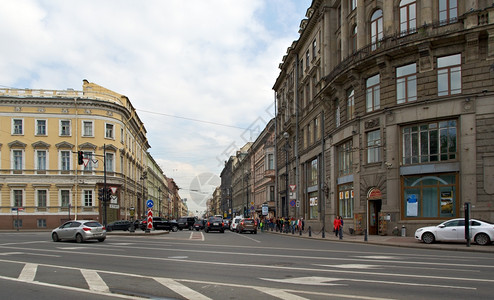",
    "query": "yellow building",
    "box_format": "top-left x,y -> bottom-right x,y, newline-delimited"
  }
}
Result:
0,80 -> 150,229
